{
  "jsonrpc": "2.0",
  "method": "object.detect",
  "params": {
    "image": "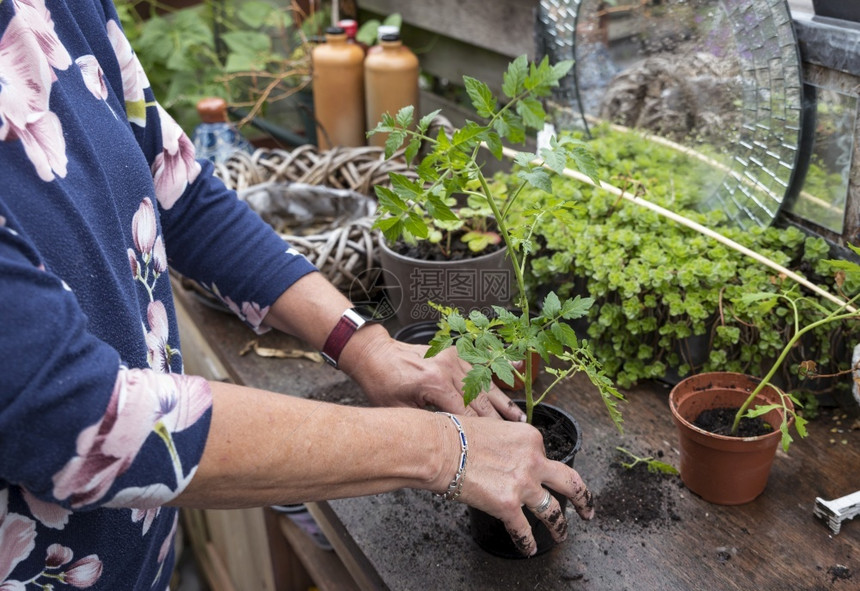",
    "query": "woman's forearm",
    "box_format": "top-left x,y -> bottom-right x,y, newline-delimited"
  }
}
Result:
170,380 -> 457,508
